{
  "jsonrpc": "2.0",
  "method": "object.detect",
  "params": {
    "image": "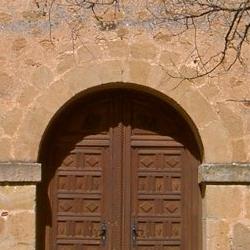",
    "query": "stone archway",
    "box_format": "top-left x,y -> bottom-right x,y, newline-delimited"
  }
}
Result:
37,88 -> 202,250
12,59 -> 232,163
